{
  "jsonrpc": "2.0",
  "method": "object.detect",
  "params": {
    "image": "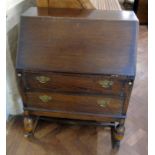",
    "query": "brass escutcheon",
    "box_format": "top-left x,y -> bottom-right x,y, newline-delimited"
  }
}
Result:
39,95 -> 52,103
98,80 -> 114,88
36,76 -> 50,83
97,99 -> 111,108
